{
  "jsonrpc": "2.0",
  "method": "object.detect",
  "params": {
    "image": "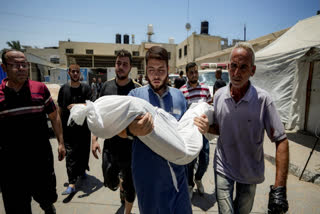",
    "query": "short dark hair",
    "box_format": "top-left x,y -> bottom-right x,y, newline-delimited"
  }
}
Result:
186,62 -> 197,72
145,46 -> 169,67
116,49 -> 132,65
1,49 -> 18,65
68,64 -> 80,72
179,70 -> 184,76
